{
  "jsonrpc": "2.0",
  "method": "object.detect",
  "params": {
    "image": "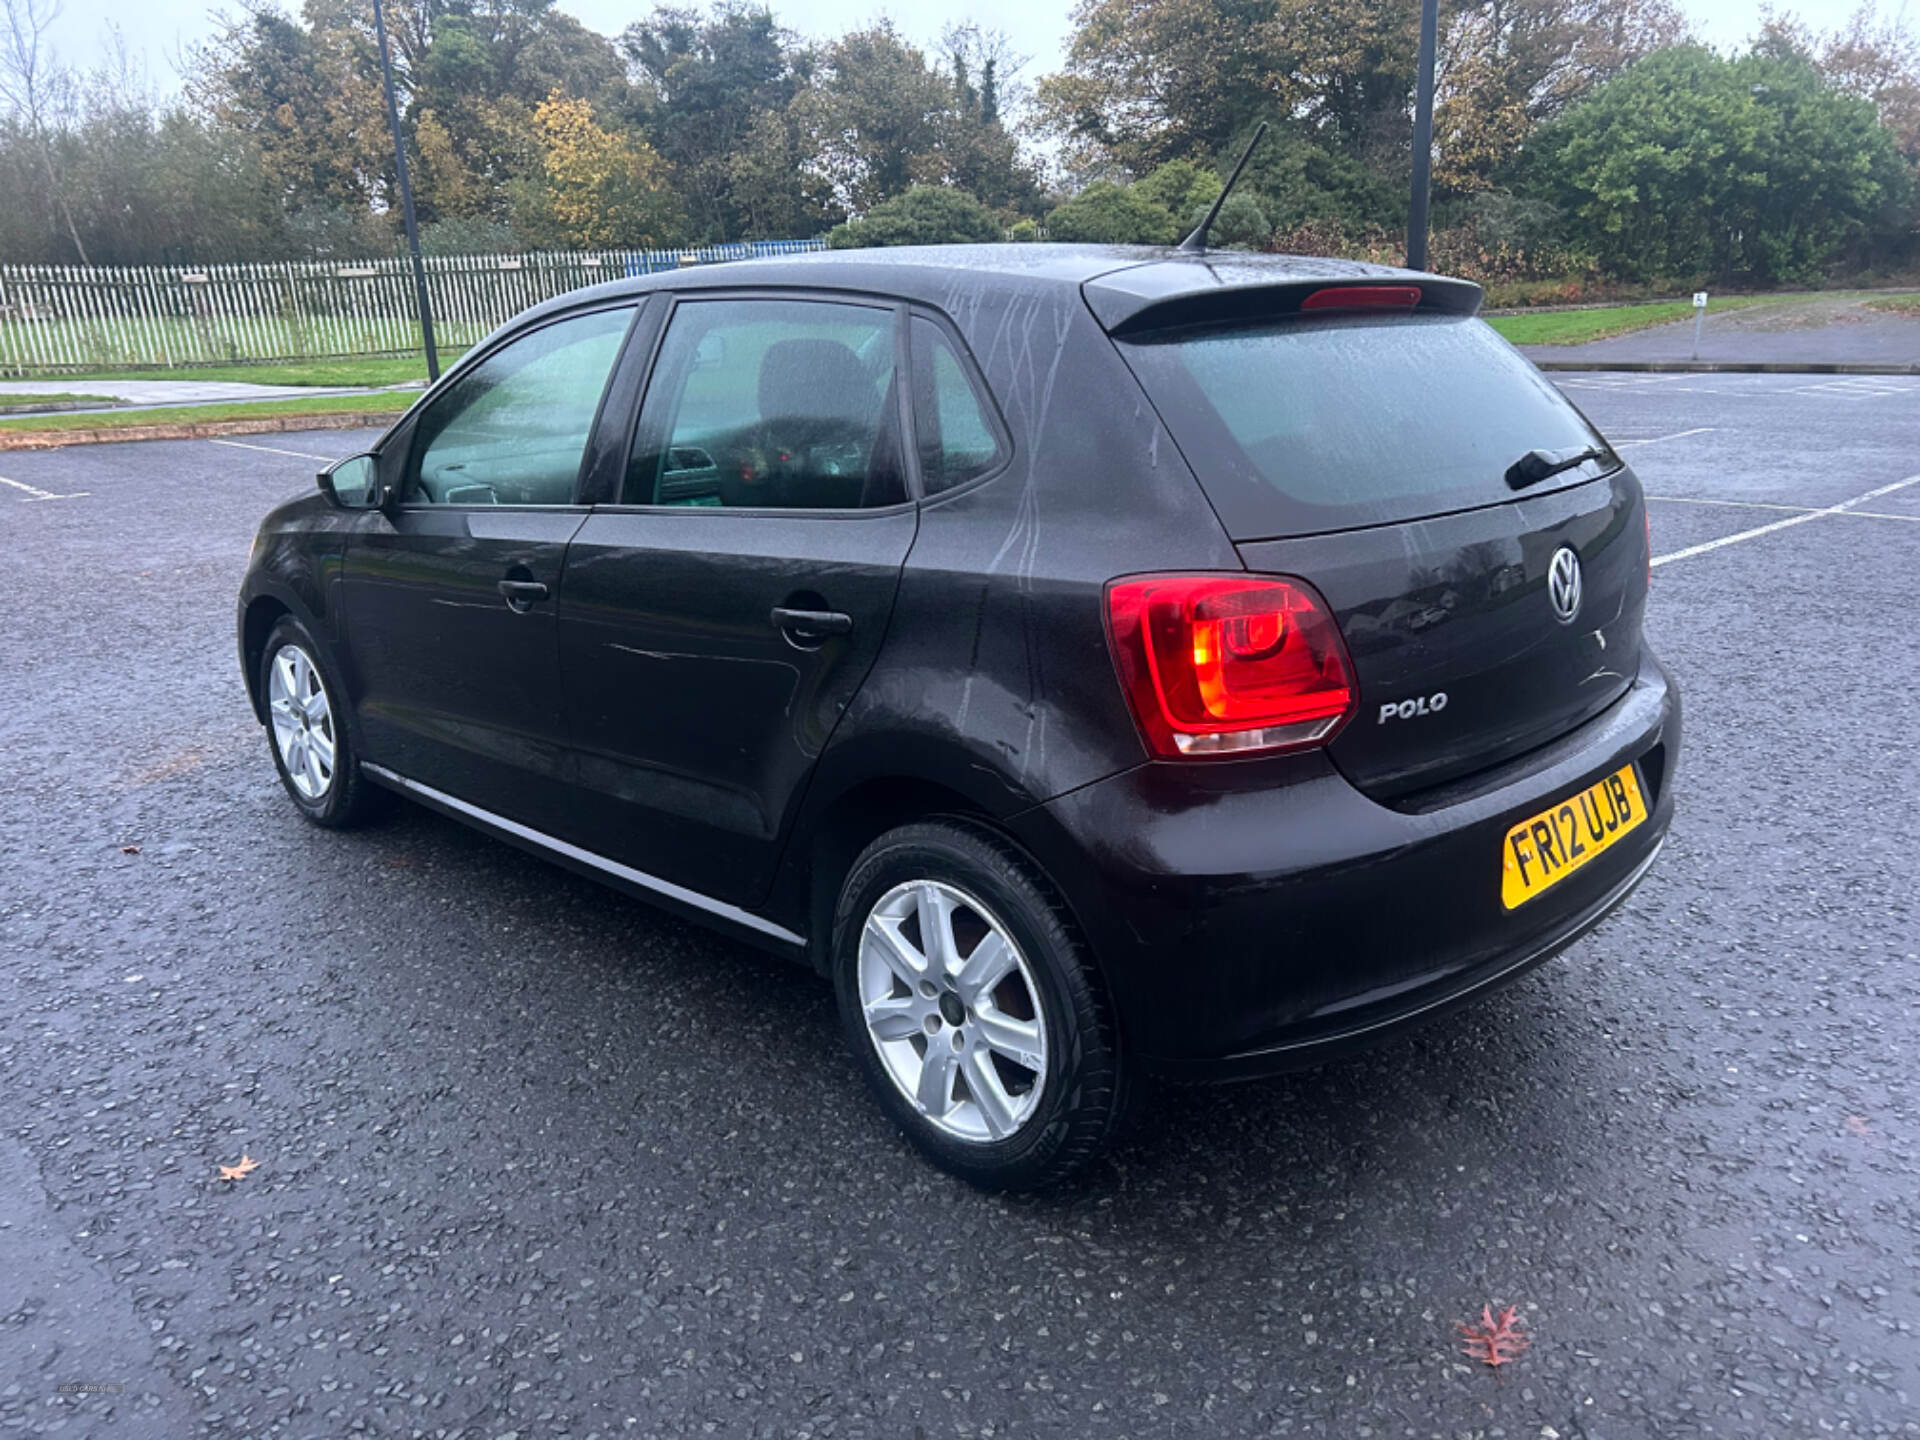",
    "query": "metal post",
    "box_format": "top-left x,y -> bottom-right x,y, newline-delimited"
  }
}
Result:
1406,0 -> 1439,272
371,0 -> 439,381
